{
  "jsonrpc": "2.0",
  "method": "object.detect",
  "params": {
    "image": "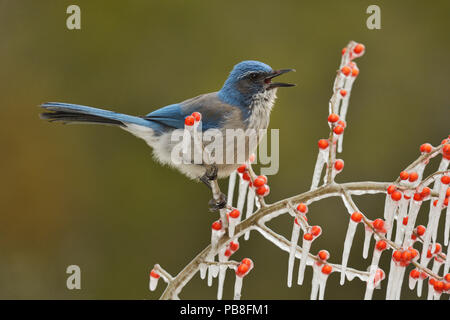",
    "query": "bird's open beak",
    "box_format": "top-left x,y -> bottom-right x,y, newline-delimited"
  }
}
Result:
265,69 -> 296,89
